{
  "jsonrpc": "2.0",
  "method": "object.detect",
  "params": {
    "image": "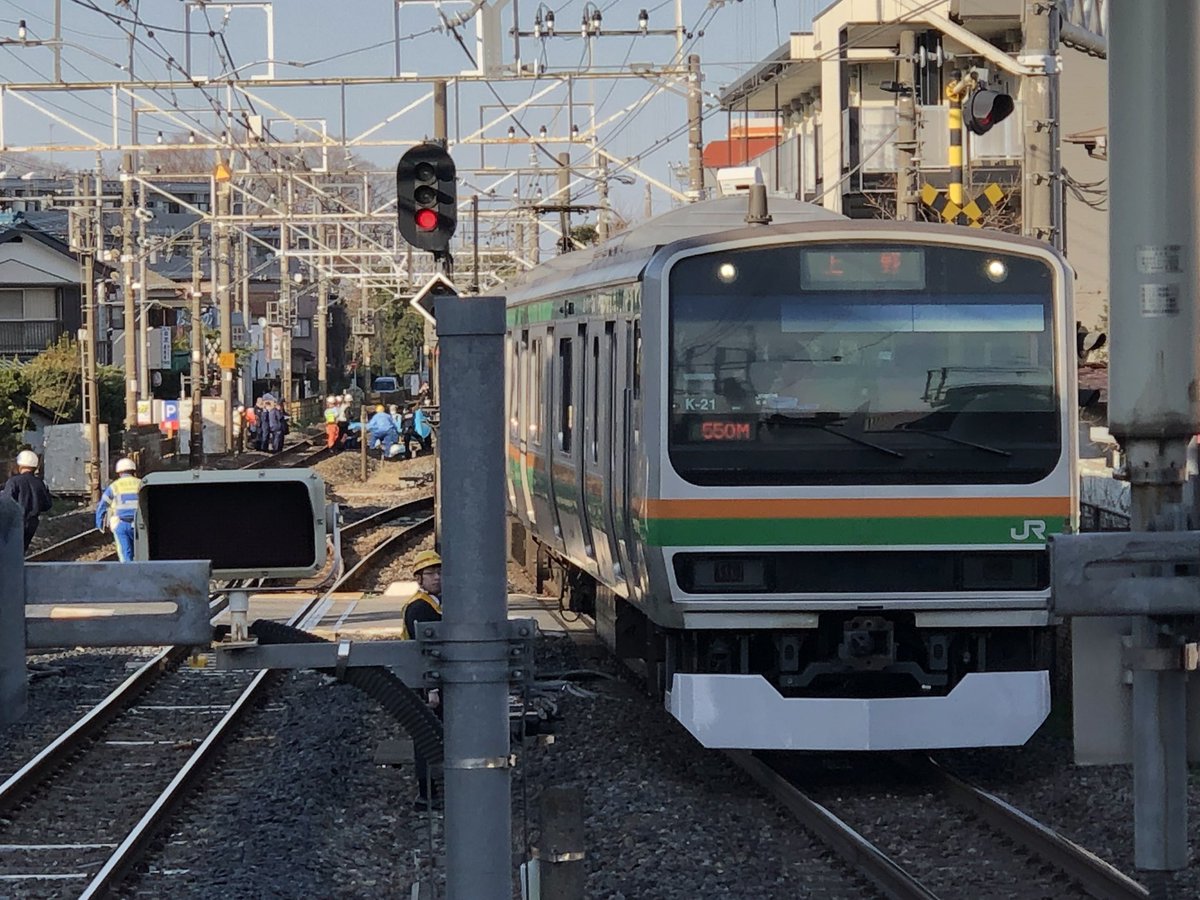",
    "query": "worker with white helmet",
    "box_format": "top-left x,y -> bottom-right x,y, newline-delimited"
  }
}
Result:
3,449 -> 53,550
95,457 -> 142,562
